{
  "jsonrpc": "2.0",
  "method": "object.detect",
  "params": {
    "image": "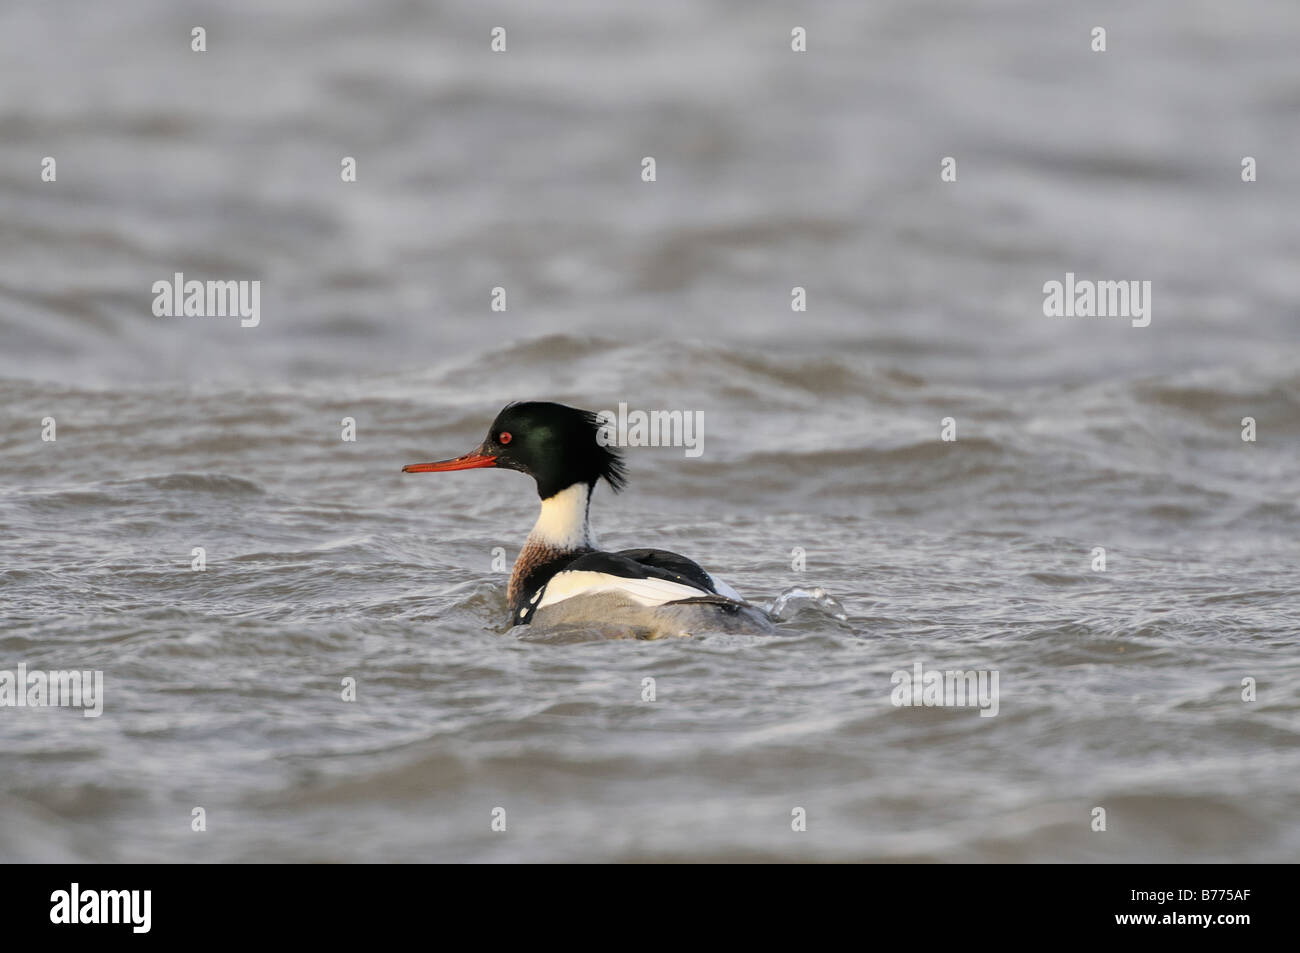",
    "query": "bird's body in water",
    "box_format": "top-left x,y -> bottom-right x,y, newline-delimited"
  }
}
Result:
403,401 -> 775,637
